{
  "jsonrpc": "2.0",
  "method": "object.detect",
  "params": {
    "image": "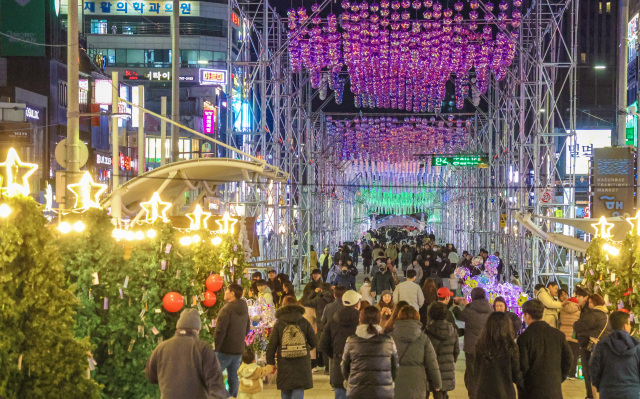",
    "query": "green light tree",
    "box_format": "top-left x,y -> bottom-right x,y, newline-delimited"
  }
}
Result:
0,196 -> 101,399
